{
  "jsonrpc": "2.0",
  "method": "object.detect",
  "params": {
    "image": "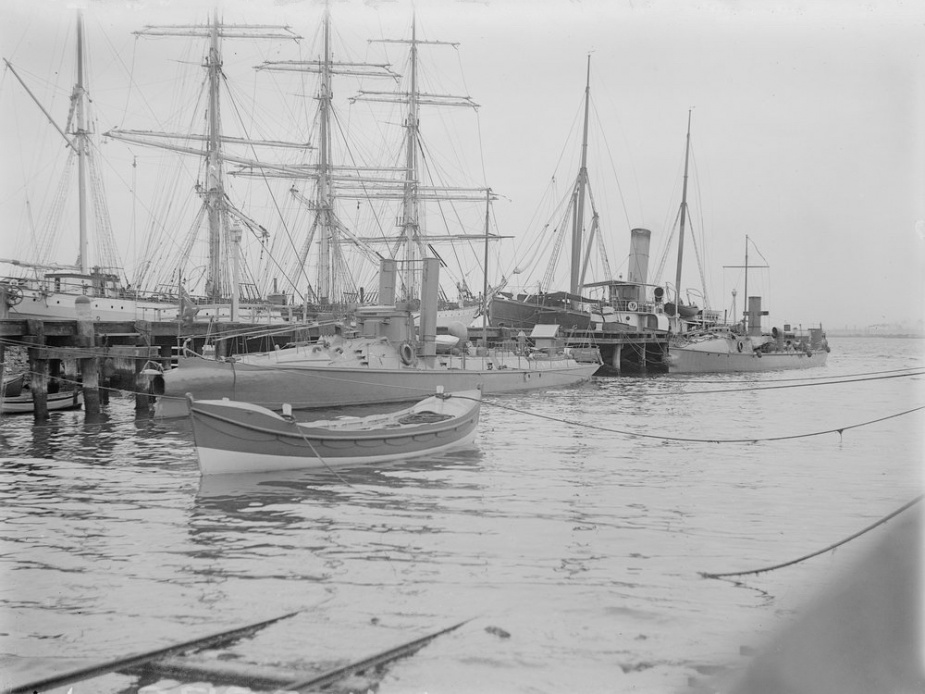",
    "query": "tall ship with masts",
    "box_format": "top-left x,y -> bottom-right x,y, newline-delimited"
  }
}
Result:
1,11 -> 175,322
489,57 -> 670,338
153,13 -> 599,419
1,10 -> 308,324
105,11 -> 306,323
